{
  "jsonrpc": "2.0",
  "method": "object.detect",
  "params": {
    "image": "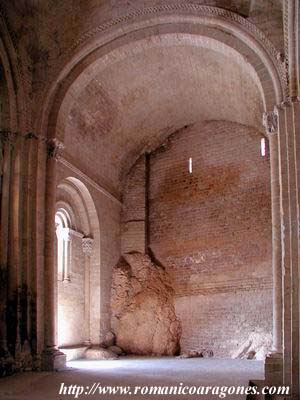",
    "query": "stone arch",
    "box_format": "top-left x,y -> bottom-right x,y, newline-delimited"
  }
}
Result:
36,4 -> 285,140
0,14 -> 28,133
57,177 -> 100,239
38,4 -> 285,370
0,47 -> 16,133
55,200 -> 77,232
57,33 -> 269,143
56,177 -> 101,348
